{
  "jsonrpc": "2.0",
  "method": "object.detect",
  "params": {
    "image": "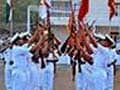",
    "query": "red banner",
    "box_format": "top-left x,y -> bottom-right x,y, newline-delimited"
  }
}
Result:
108,0 -> 116,20
78,0 -> 89,21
